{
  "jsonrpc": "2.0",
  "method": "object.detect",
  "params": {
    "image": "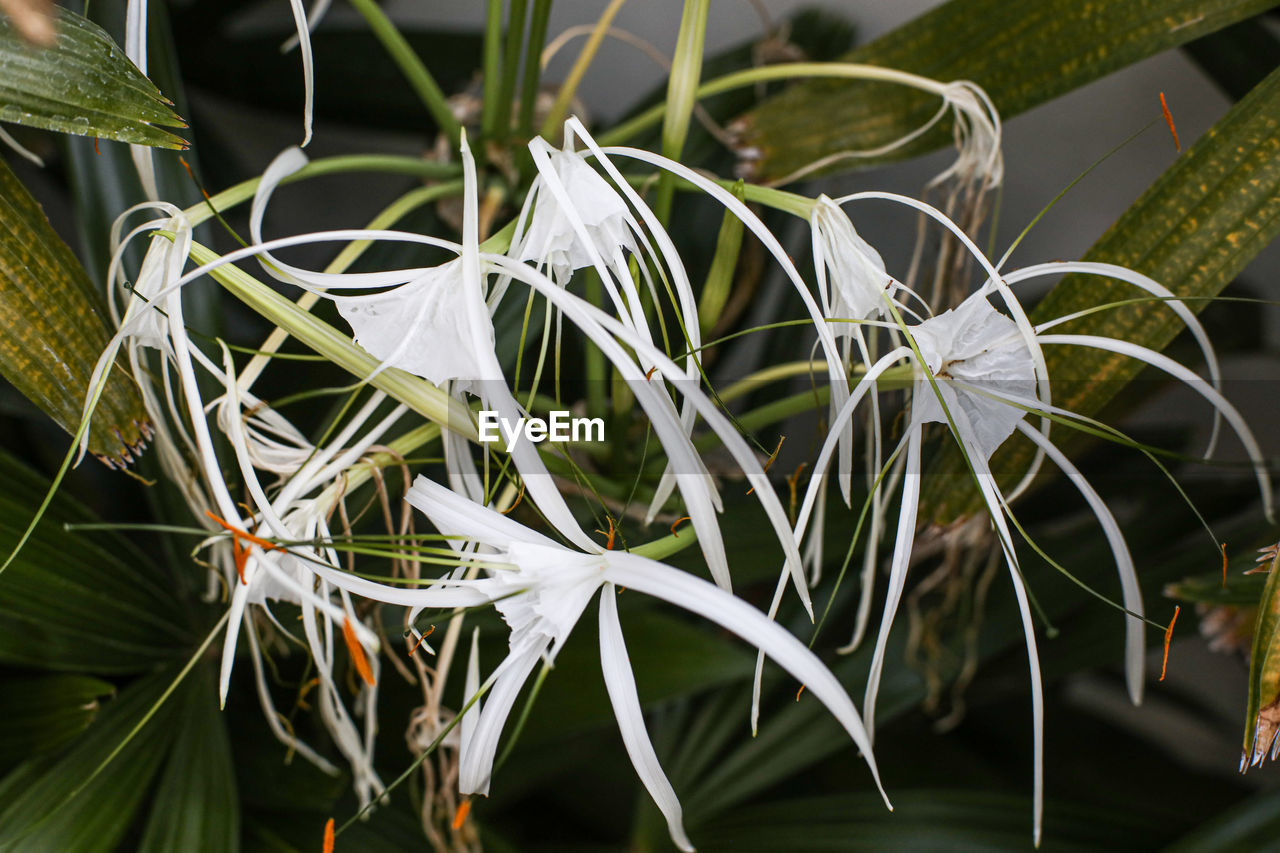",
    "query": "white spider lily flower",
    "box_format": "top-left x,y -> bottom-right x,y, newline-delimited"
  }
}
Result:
243,136 -> 602,553
931,81 -> 1003,192
787,282 -> 1271,845
241,132 -> 805,601
908,294 -> 1037,459
124,0 -> 314,199
511,122 -> 712,538
404,475 -> 891,852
